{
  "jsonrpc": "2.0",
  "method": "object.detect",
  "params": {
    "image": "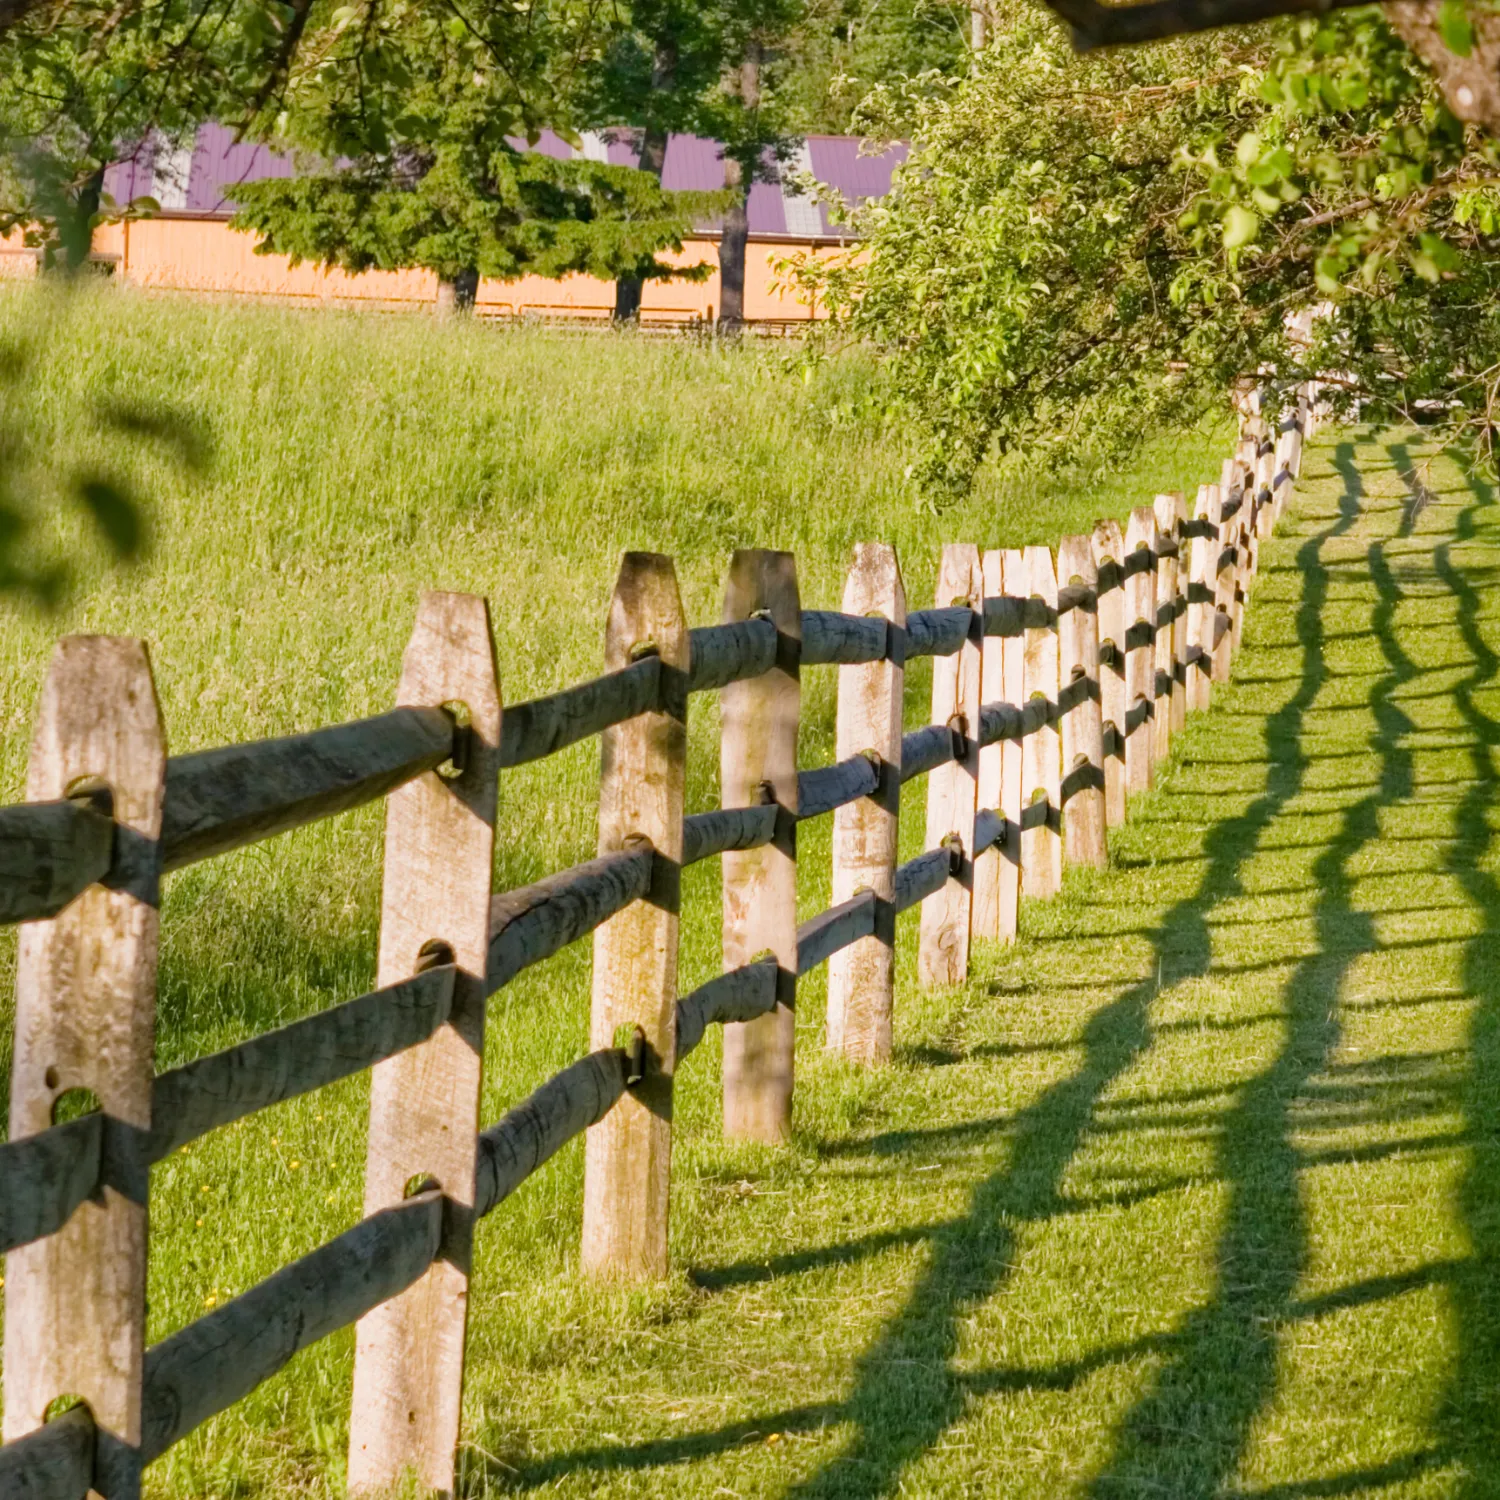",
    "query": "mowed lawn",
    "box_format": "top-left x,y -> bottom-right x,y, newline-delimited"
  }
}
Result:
0,287 -> 1490,1497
